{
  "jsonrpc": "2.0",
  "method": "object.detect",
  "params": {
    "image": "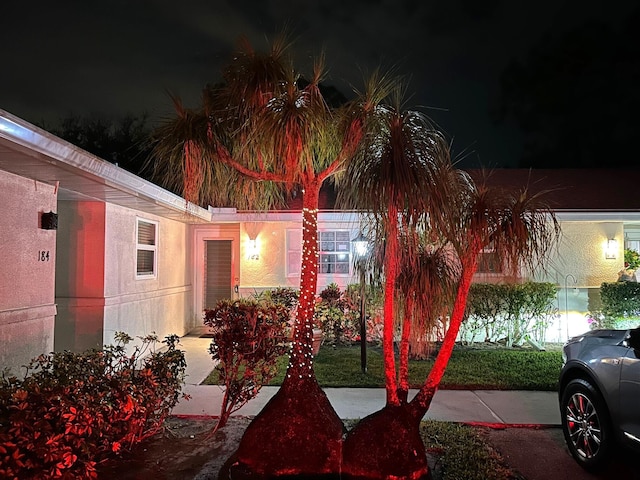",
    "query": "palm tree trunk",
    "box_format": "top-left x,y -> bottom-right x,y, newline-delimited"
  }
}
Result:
398,293 -> 413,402
285,179 -> 320,385
383,204 -> 400,406
227,179 -> 345,478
